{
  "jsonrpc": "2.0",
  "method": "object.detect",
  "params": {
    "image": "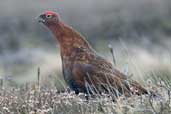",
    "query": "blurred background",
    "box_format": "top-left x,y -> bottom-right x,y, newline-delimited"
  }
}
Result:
0,0 -> 171,87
